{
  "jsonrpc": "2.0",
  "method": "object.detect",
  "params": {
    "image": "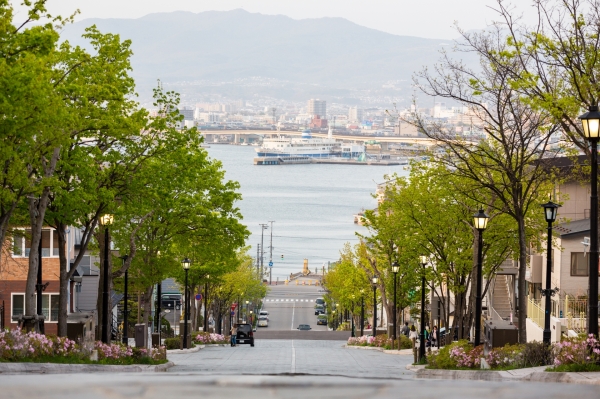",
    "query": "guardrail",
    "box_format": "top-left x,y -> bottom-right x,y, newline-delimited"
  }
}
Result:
527,297 -> 545,328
